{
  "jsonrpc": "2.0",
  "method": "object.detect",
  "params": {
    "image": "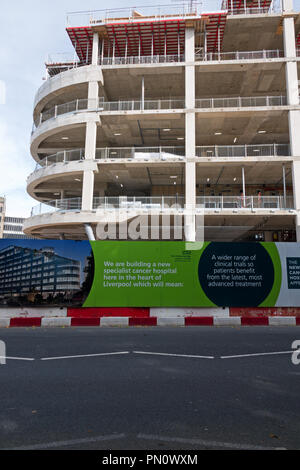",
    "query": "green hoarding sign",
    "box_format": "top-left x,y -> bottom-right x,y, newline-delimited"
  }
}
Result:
84,241 -> 284,308
1,240 -> 300,308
